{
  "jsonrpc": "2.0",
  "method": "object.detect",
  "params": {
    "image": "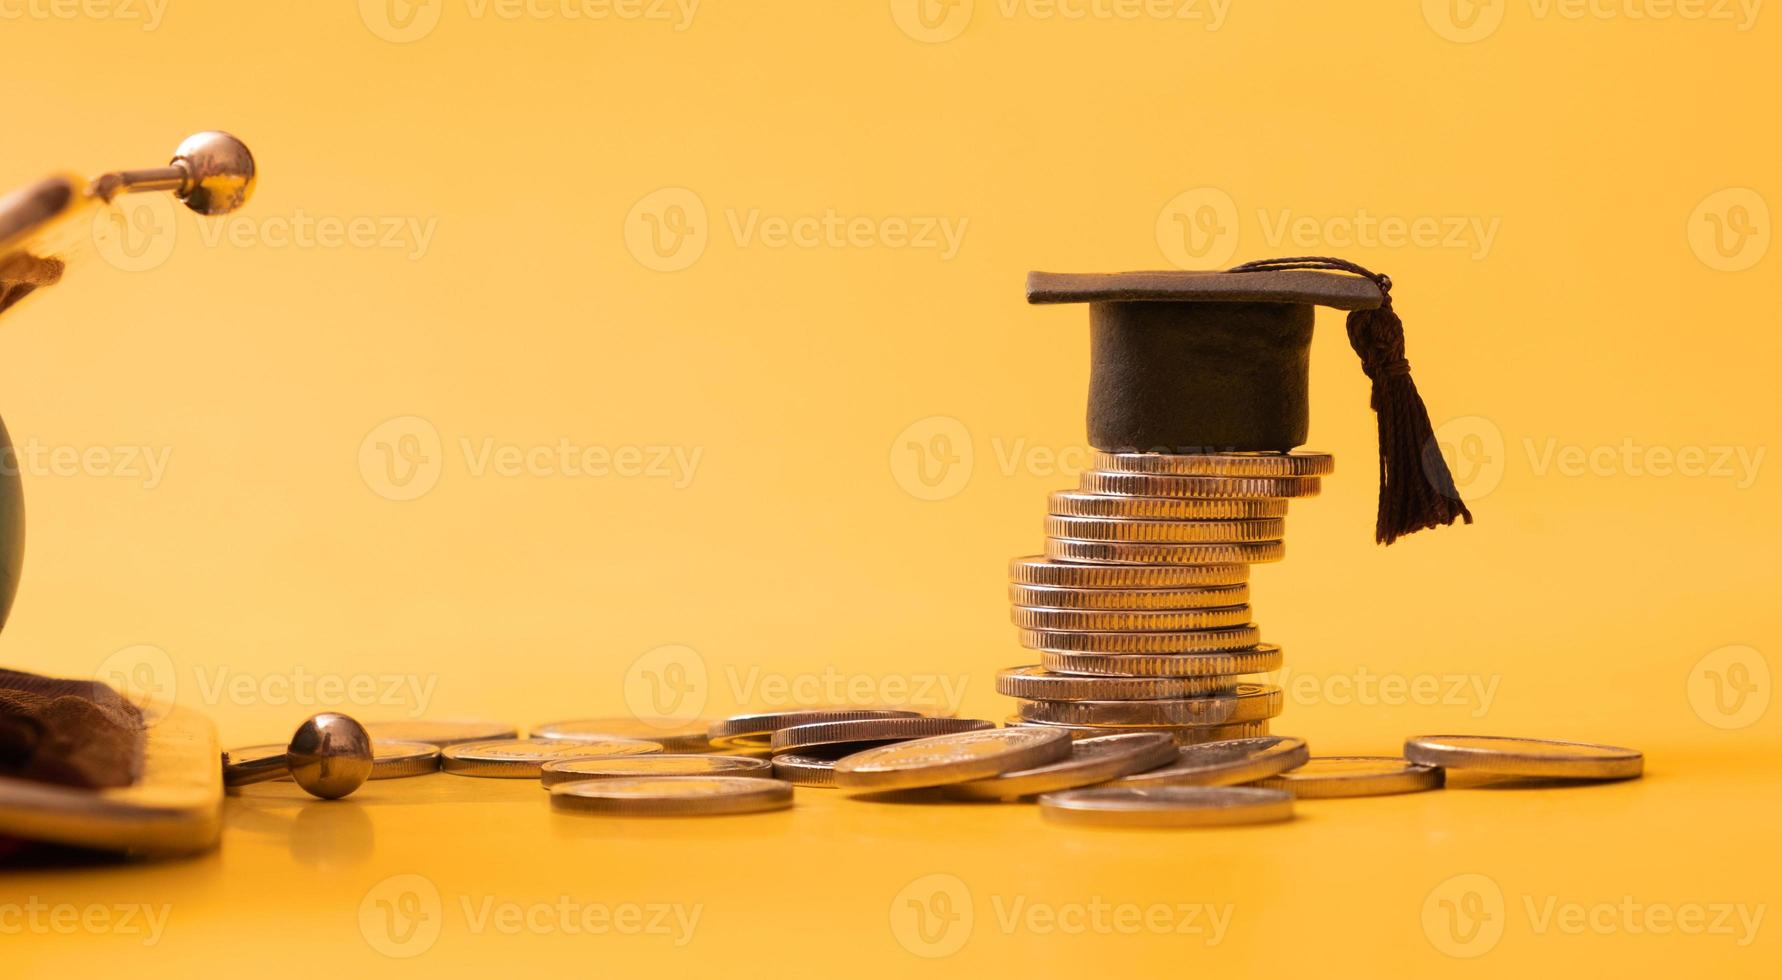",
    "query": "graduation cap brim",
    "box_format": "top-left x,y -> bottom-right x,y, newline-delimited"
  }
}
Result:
1027,269 -> 1385,310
